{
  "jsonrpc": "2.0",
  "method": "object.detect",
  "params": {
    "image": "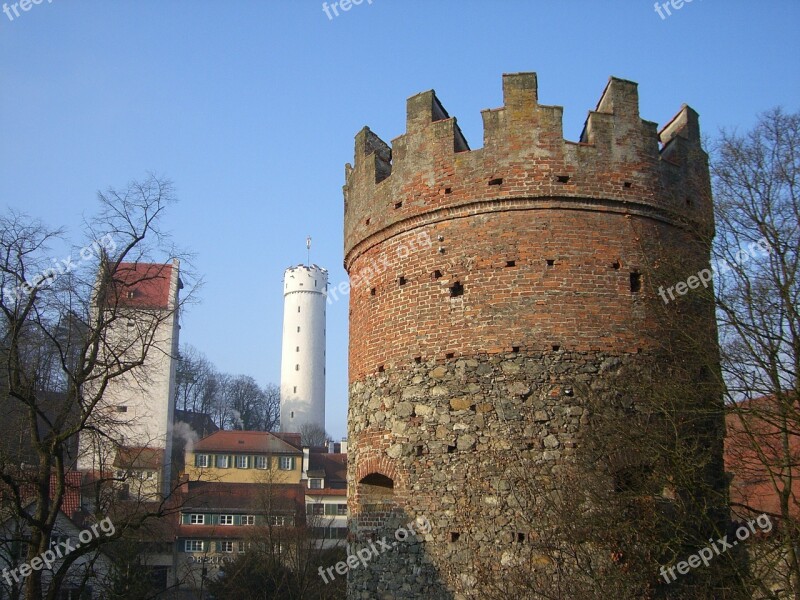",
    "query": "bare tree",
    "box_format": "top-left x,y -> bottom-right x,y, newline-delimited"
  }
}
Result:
711,108 -> 800,598
299,423 -> 329,448
174,344 -> 216,414
0,175 -> 198,600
